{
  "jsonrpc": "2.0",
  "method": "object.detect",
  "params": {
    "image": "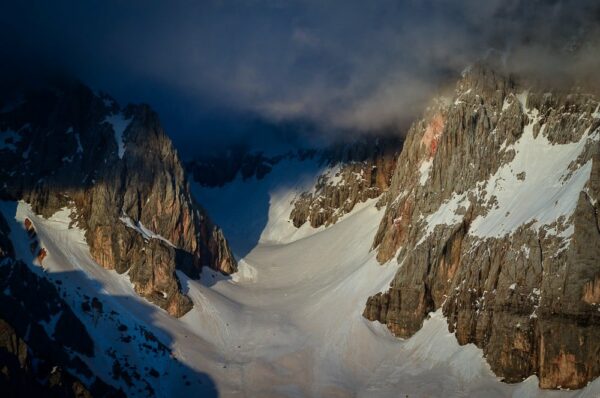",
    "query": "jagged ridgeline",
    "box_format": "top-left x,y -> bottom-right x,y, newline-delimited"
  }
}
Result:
0,80 -> 236,316
364,63 -> 600,389
187,132 -> 403,230
289,135 -> 402,228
